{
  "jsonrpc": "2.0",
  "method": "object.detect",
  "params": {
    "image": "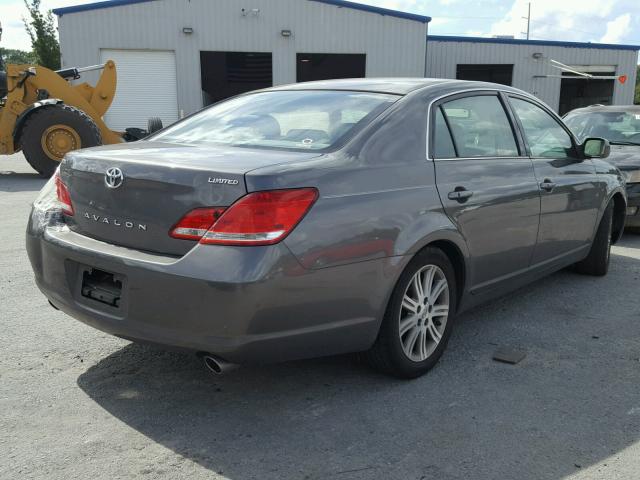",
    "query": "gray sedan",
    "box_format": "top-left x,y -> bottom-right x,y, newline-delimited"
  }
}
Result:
27,79 -> 627,378
564,105 -> 640,229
